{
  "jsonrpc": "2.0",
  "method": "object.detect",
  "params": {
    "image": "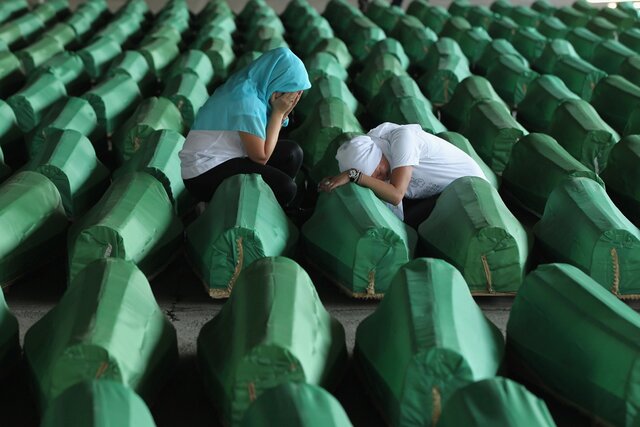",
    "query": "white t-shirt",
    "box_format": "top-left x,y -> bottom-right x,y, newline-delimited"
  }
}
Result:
179,130 -> 247,179
368,123 -> 488,199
